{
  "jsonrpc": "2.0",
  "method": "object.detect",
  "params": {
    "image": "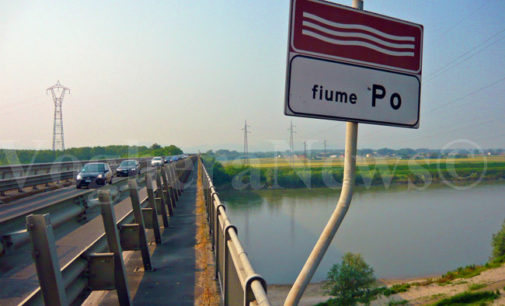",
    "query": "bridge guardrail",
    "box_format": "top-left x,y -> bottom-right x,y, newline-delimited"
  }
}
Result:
199,157 -> 270,306
0,171 -> 75,196
18,157 -> 195,305
0,157 -> 153,200
0,157 -> 153,179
